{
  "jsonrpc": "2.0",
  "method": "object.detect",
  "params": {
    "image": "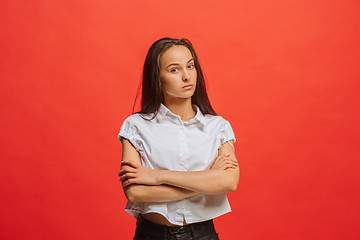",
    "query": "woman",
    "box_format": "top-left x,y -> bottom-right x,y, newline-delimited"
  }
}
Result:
118,38 -> 239,240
